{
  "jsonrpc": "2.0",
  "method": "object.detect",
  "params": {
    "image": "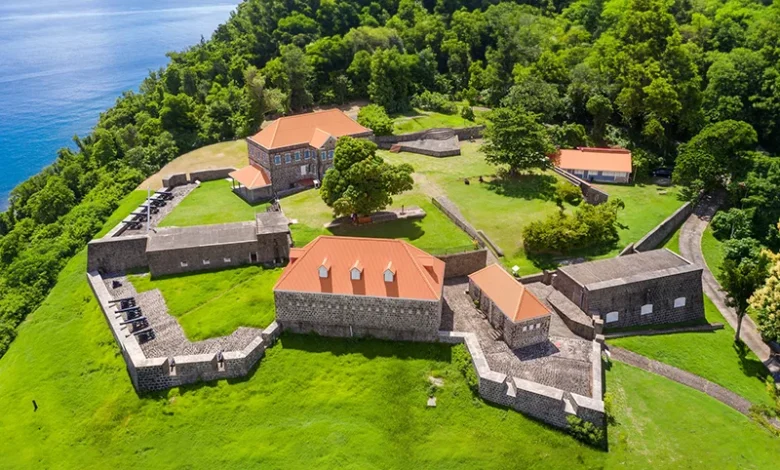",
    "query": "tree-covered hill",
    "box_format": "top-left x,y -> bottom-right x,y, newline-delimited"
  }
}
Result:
2,0 -> 780,357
